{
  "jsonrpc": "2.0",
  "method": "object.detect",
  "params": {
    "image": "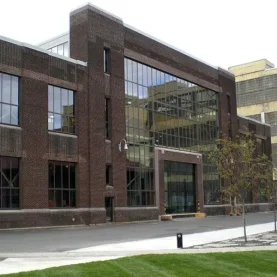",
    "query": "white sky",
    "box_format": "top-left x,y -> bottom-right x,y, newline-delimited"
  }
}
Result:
0,0 -> 276,70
